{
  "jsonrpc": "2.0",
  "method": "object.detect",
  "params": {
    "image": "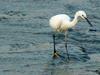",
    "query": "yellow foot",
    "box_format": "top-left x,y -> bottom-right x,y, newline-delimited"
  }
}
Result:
53,52 -> 60,59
